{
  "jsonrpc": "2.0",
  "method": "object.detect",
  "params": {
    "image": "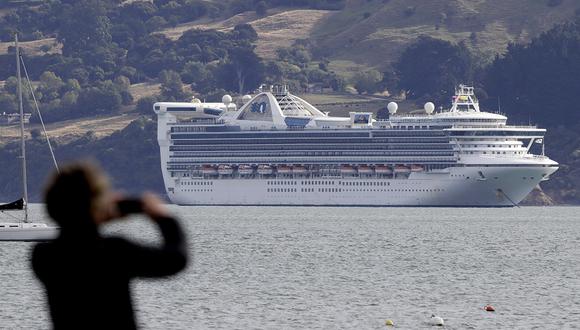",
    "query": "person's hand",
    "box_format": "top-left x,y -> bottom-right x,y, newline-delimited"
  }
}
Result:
93,191 -> 124,224
141,192 -> 170,219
